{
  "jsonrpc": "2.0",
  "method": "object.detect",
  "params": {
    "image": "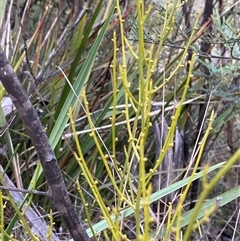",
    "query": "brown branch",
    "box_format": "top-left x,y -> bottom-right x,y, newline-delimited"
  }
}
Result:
0,47 -> 90,241
189,0 -> 214,210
